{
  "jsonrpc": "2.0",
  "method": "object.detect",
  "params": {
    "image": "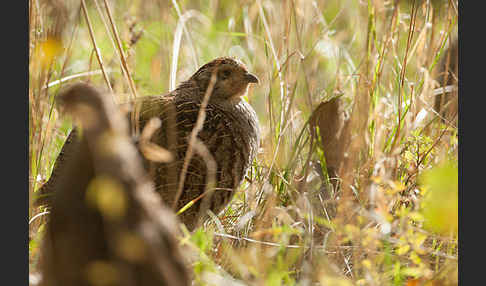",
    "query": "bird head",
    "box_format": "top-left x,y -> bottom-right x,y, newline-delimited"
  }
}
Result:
189,57 -> 259,104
